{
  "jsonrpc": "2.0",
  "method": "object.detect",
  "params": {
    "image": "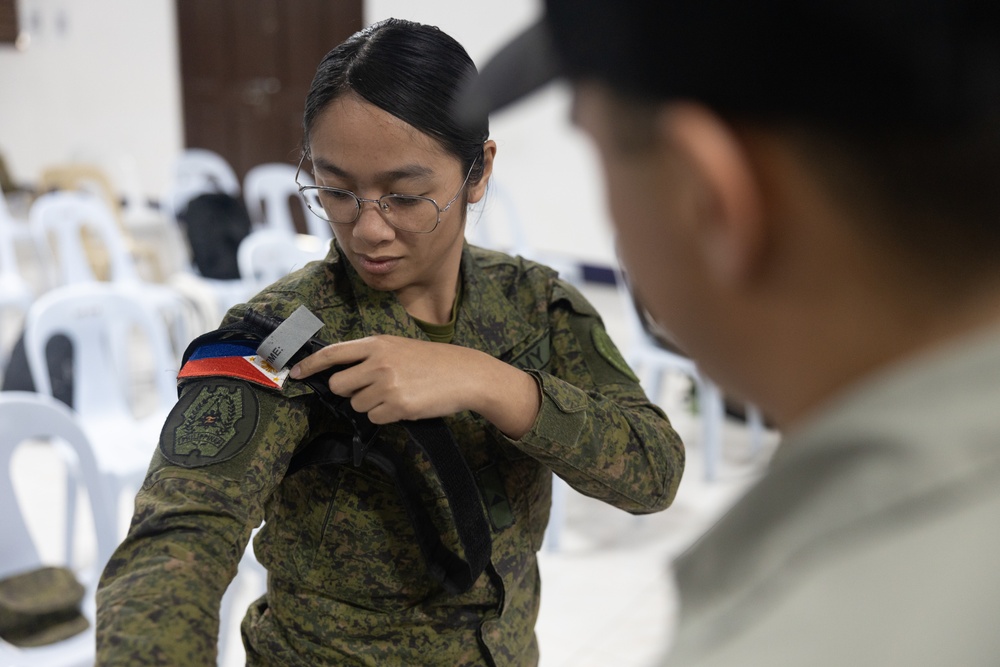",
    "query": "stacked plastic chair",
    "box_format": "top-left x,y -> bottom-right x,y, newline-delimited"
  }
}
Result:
243,162 -> 330,239
0,195 -> 34,383
22,282 -> 180,550
0,391 -> 118,666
